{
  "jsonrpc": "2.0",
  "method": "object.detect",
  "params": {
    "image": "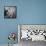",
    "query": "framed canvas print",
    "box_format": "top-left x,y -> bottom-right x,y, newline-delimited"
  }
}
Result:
18,24 -> 46,46
18,24 -> 46,41
4,6 -> 17,19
